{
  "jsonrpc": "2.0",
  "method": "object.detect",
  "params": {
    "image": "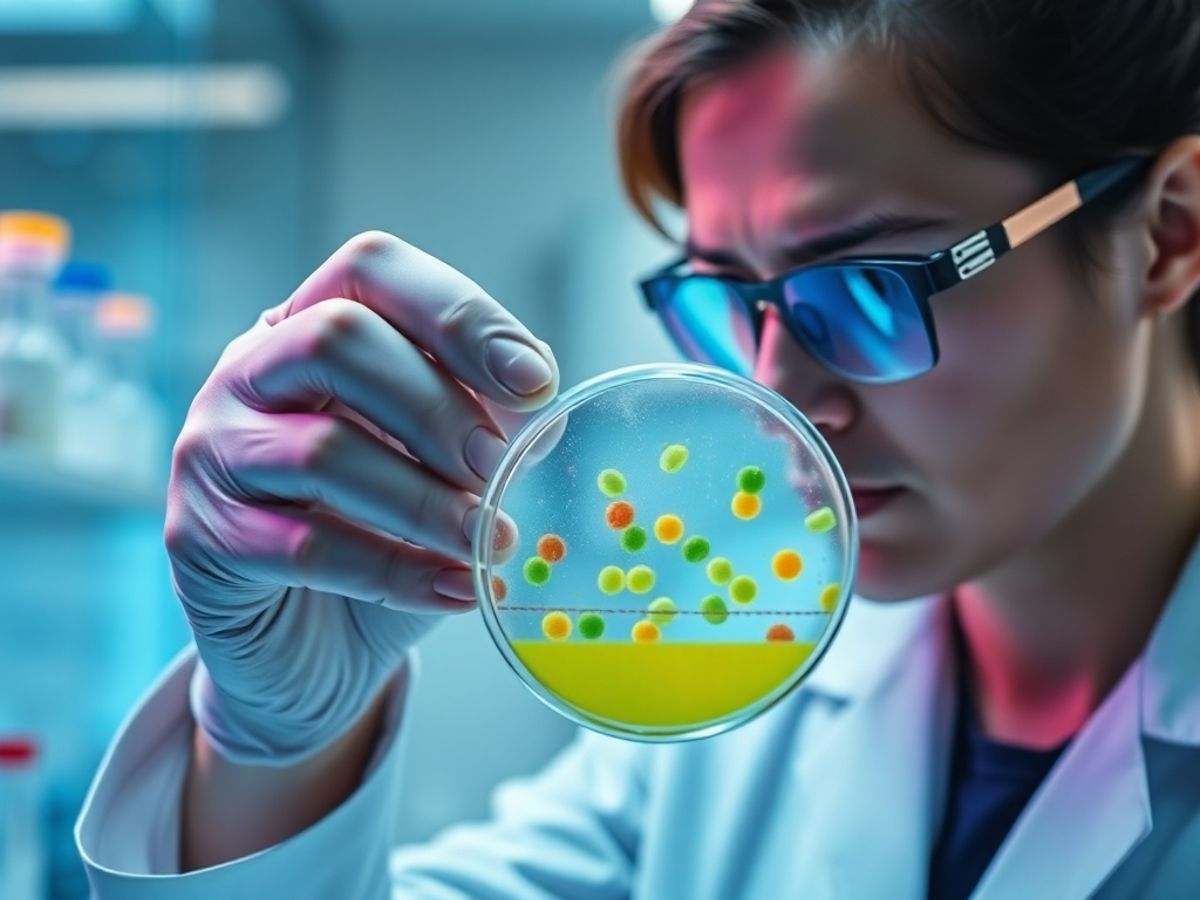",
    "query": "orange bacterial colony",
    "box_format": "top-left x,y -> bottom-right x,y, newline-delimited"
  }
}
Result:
766,623 -> 795,642
606,501 -> 635,529
537,533 -> 566,563
631,620 -> 661,643
771,549 -> 803,581
542,611 -> 572,640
